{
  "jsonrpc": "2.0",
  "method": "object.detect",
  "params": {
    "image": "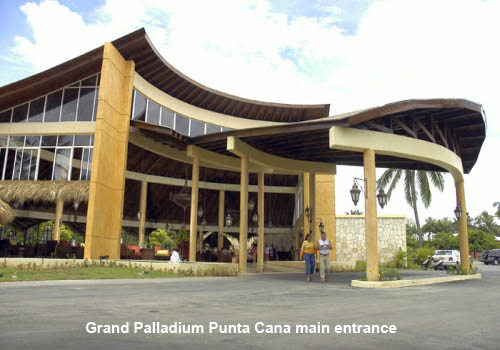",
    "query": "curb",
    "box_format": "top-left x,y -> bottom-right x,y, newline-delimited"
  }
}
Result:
351,274 -> 482,288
